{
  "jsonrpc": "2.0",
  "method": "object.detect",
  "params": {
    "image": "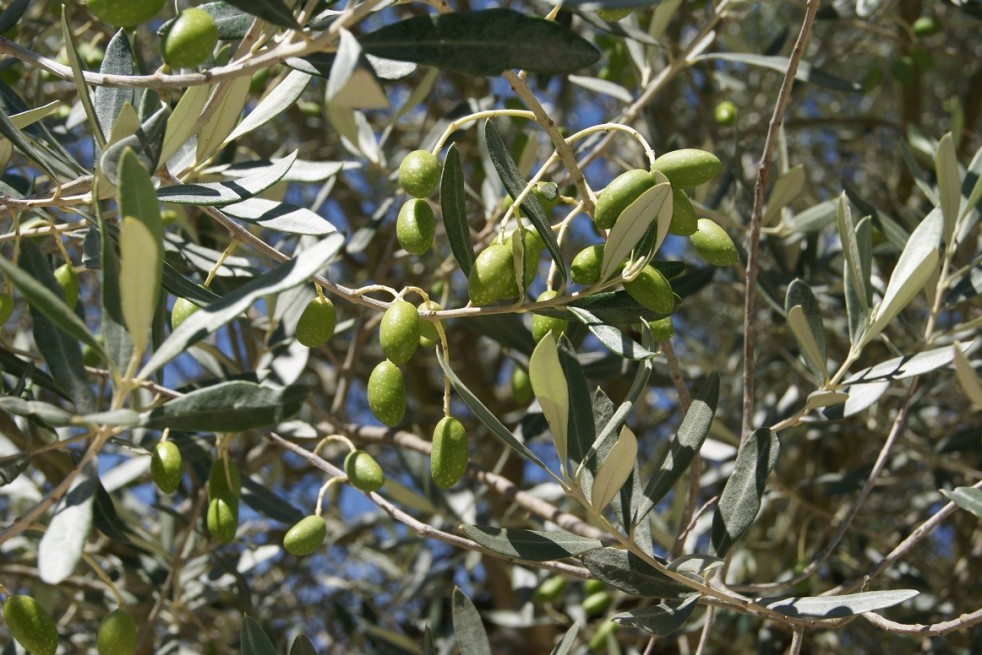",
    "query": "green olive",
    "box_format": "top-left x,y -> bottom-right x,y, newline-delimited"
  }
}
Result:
207,497 -> 238,543
2,595 -> 57,655
171,298 -> 200,331
296,296 -> 336,348
430,416 -> 468,489
345,450 -> 385,492
533,575 -> 567,603
162,9 -> 218,69
583,578 -> 606,595
651,149 -> 722,189
207,458 -> 241,503
418,301 -> 442,348
571,245 -> 605,285
668,188 -> 698,236
151,440 -> 183,495
582,591 -> 612,615
587,619 -> 618,651
398,150 -> 441,198
623,265 -> 674,315
912,16 -> 942,38
379,300 -> 420,366
283,515 -> 327,556
97,609 -> 137,655
714,100 -> 737,126
467,244 -> 519,306
53,263 -> 79,309
596,8 -> 633,22
511,366 -> 533,406
690,218 -> 738,266
367,360 -> 405,426
396,198 -> 436,255
531,290 -> 567,343
594,169 -> 655,230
